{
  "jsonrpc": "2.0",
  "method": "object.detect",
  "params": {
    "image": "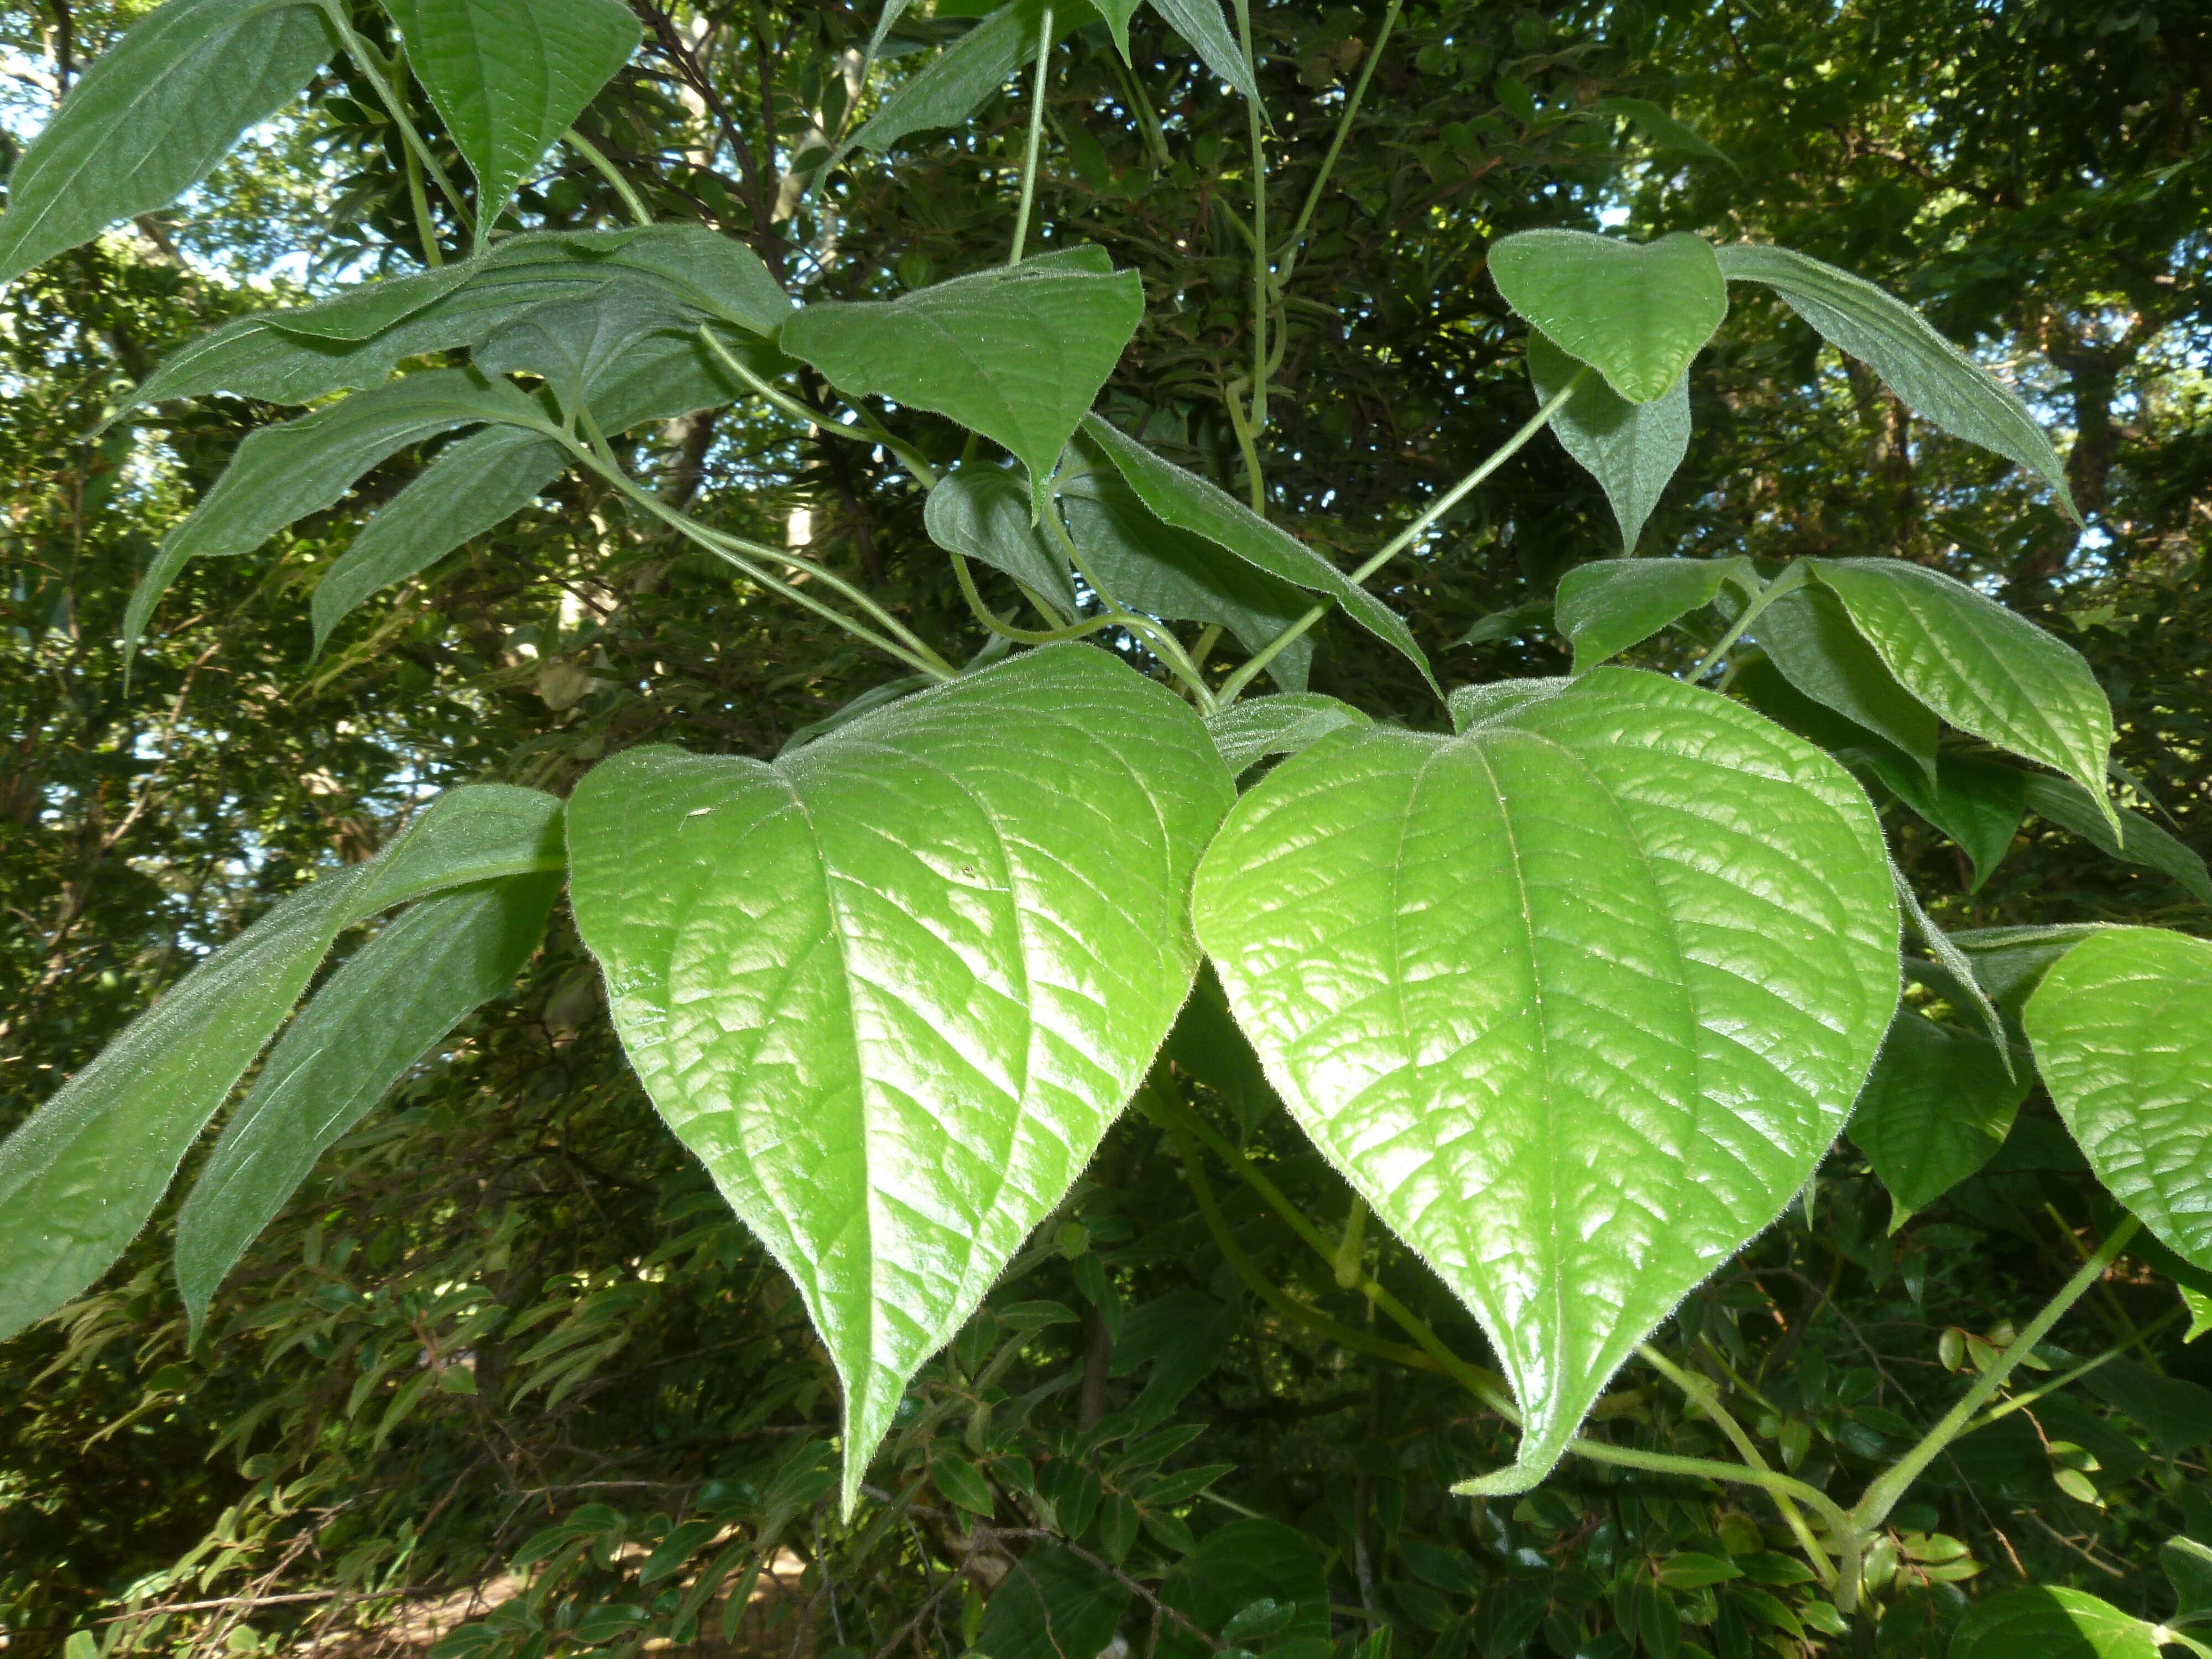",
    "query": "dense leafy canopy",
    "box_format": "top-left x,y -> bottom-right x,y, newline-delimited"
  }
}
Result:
0,0 -> 2208,1655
